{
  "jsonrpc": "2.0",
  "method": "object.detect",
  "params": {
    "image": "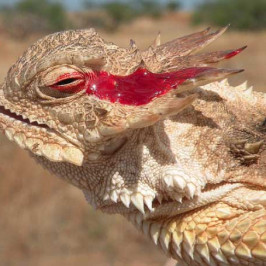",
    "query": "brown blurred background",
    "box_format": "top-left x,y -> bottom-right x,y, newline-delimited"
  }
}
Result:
0,0 -> 265,265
